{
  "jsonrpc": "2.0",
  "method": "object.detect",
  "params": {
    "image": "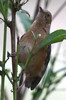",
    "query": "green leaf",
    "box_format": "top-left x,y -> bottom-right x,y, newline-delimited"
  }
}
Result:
38,29 -> 66,50
32,87 -> 42,100
42,67 -> 53,87
17,11 -> 33,31
0,0 -> 9,18
55,67 -> 66,74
